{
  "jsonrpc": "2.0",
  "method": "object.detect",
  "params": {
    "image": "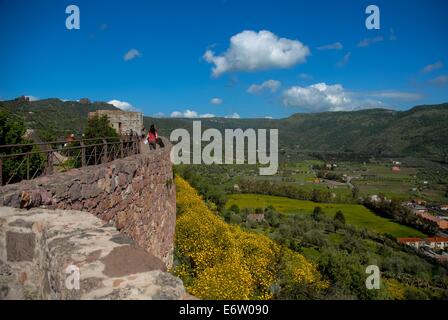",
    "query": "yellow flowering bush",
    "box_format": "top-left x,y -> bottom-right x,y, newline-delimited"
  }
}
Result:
384,278 -> 407,300
174,176 -> 328,299
279,249 -> 329,291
